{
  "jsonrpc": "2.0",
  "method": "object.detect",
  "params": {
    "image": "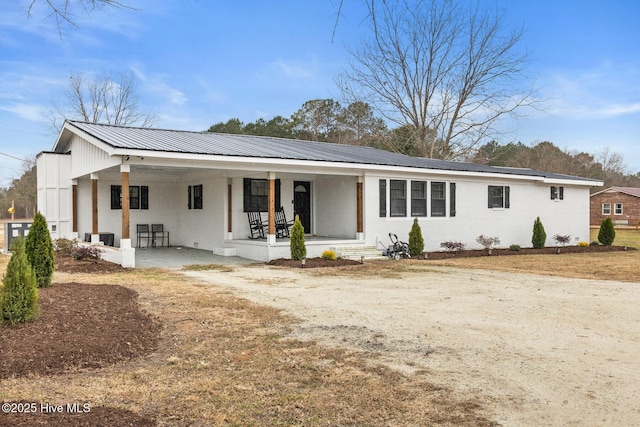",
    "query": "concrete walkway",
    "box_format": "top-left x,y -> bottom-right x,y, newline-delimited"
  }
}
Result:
134,247 -> 255,268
